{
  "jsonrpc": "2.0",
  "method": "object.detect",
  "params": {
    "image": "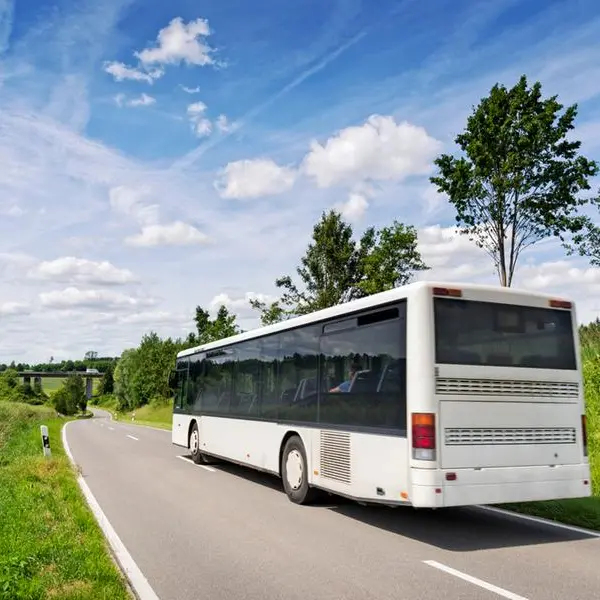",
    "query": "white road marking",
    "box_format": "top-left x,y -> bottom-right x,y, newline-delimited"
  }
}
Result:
176,455 -> 216,472
62,421 -> 161,600
127,434 -> 139,441
424,560 -> 528,600
477,505 -> 600,539
108,427 -> 115,431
